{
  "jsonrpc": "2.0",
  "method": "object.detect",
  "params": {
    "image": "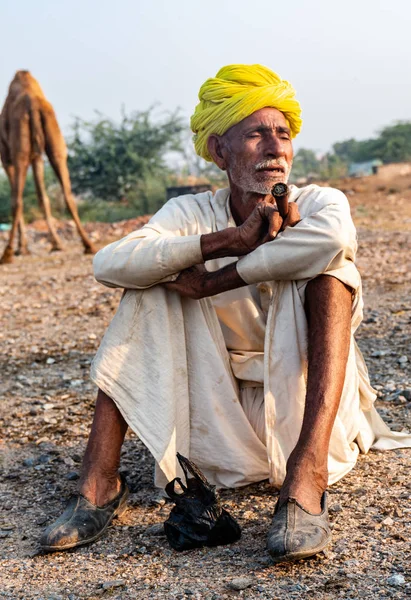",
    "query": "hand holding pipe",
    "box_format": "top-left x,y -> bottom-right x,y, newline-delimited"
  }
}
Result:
271,182 -> 289,220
